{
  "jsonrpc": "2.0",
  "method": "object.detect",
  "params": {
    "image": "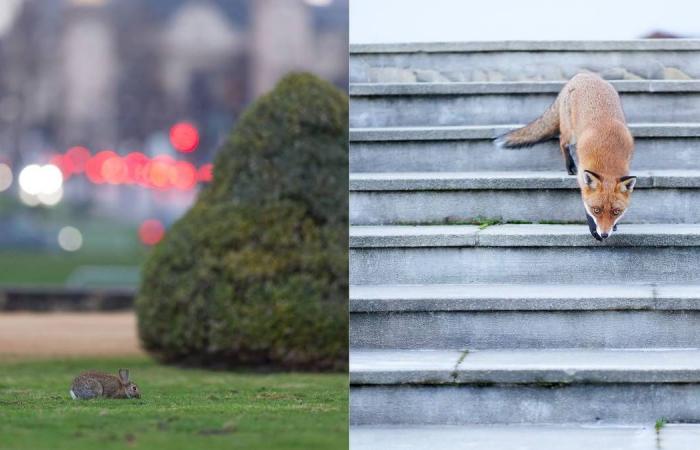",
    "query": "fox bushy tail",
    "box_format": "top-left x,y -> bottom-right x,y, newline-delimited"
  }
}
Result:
494,98 -> 560,148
